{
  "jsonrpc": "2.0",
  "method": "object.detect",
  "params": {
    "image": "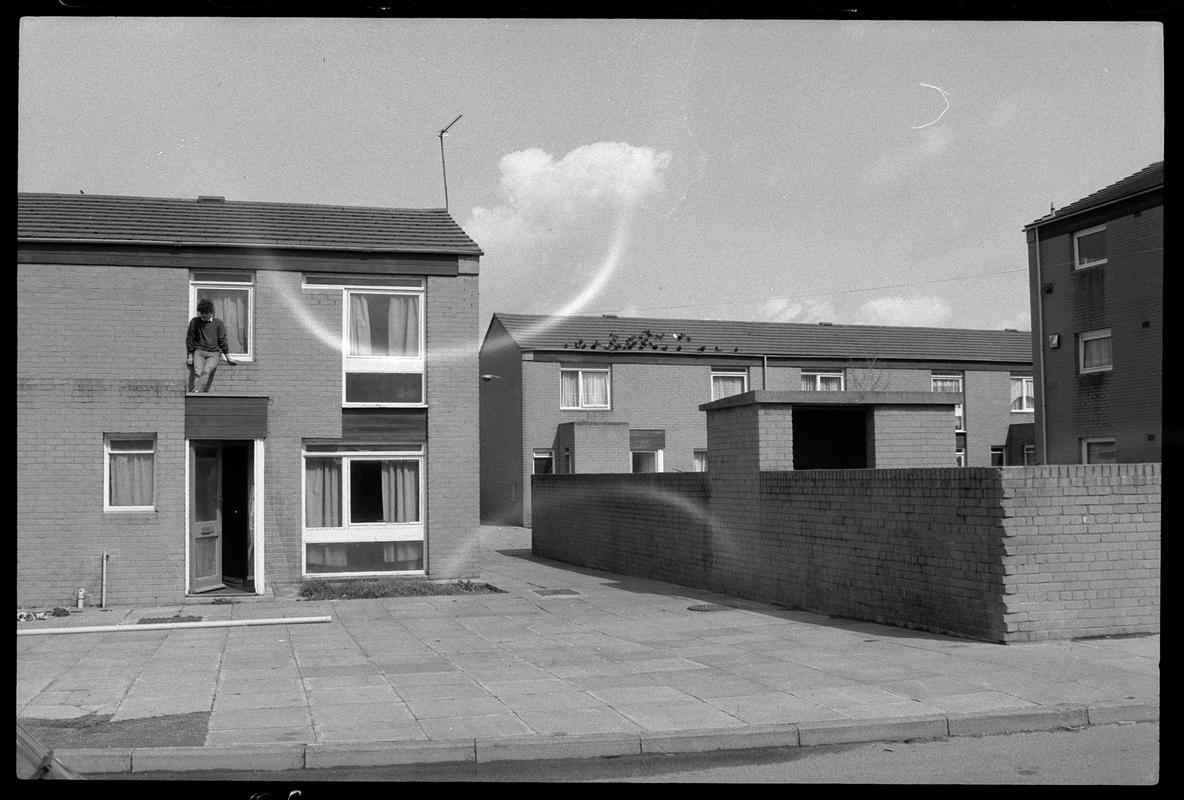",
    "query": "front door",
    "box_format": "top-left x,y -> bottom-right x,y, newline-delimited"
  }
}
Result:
190,444 -> 225,593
